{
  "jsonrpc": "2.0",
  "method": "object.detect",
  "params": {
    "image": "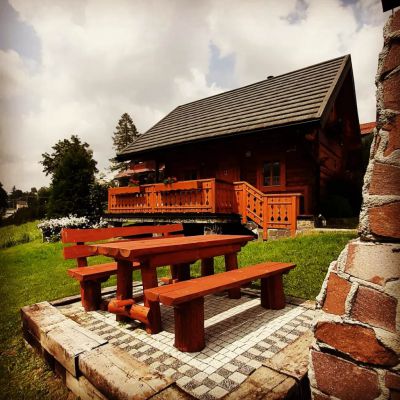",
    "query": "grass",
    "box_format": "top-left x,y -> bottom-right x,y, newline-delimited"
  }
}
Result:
0,221 -> 42,249
0,222 -> 356,399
